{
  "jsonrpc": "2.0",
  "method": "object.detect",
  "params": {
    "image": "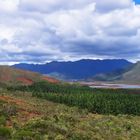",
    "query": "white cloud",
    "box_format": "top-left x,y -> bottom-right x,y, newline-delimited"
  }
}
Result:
0,0 -> 140,63
93,0 -> 133,12
19,0 -> 94,12
0,0 -> 19,13
19,0 -> 133,13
